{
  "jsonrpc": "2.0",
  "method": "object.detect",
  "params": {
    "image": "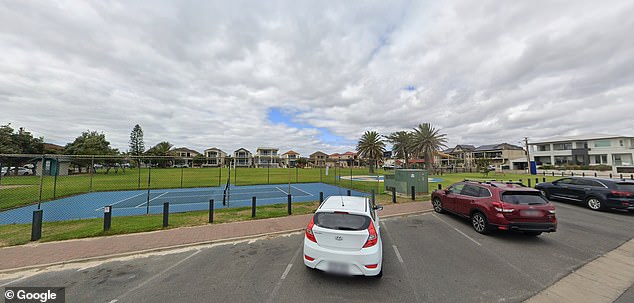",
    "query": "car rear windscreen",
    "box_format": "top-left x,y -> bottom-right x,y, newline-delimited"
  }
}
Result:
616,183 -> 634,192
501,192 -> 548,205
313,212 -> 370,231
